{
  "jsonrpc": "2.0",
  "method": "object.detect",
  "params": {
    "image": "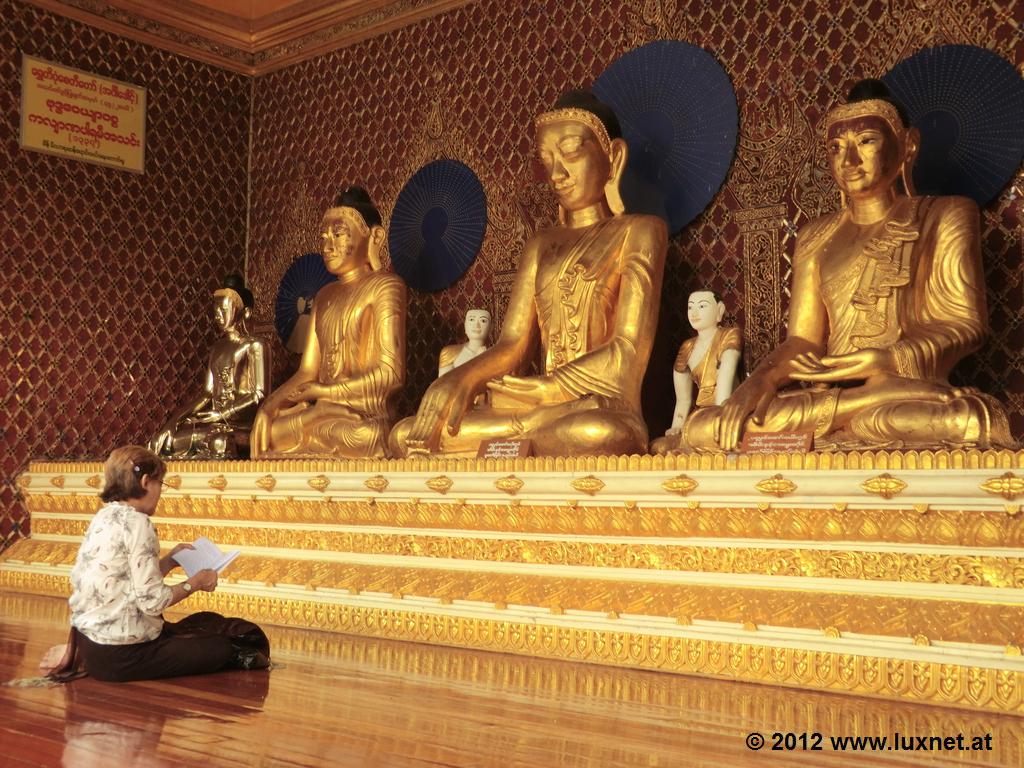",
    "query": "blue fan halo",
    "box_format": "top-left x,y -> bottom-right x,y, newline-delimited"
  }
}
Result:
882,44 -> 1024,207
594,40 -> 739,235
274,252 -> 336,348
388,159 -> 488,292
